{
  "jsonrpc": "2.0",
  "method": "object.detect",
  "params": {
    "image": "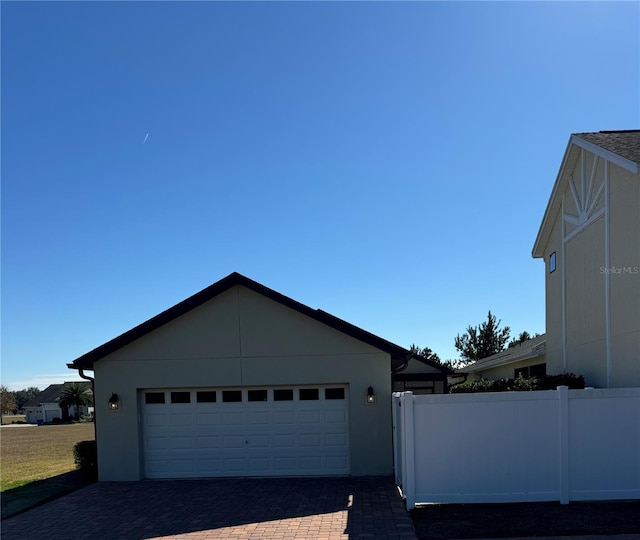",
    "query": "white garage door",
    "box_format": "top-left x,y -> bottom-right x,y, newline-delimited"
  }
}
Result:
142,385 -> 350,479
